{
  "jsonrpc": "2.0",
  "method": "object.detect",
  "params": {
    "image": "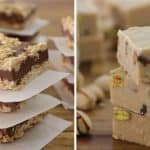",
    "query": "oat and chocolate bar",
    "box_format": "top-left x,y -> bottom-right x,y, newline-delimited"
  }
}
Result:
0,113 -> 45,143
117,27 -> 150,84
113,107 -> 150,147
0,33 -> 49,90
77,0 -> 98,37
111,68 -> 150,116
0,102 -> 22,113
61,16 -> 74,49
0,2 -> 35,29
108,0 -> 150,28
